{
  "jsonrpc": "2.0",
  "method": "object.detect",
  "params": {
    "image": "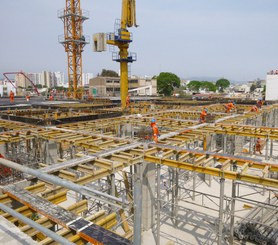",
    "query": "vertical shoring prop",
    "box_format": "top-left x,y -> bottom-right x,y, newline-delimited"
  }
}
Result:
229,181 -> 236,244
134,163 -> 142,245
156,162 -> 161,245
218,177 -> 225,245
